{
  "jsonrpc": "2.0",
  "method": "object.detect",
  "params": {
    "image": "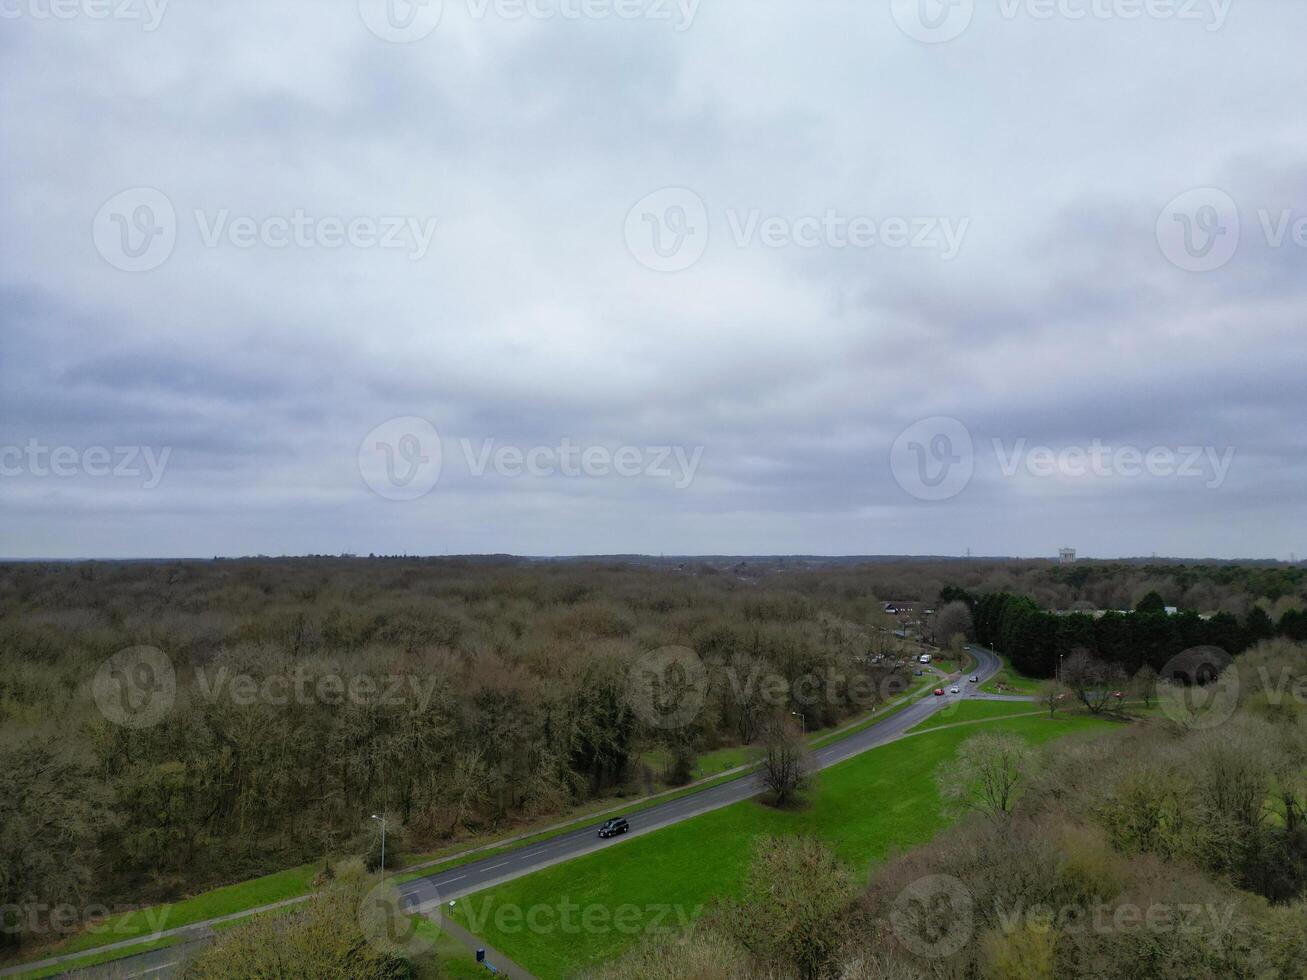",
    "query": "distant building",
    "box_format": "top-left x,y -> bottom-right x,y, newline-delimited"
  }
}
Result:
1059,548 -> 1076,565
